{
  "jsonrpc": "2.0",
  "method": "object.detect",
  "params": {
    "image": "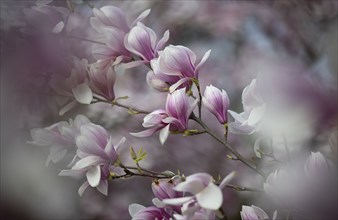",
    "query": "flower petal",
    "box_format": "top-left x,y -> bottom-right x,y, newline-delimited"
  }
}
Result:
159,124 -> 170,145
195,182 -> 223,210
86,165 -> 101,187
72,83 -> 93,104
78,181 -> 90,196
162,196 -> 194,206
